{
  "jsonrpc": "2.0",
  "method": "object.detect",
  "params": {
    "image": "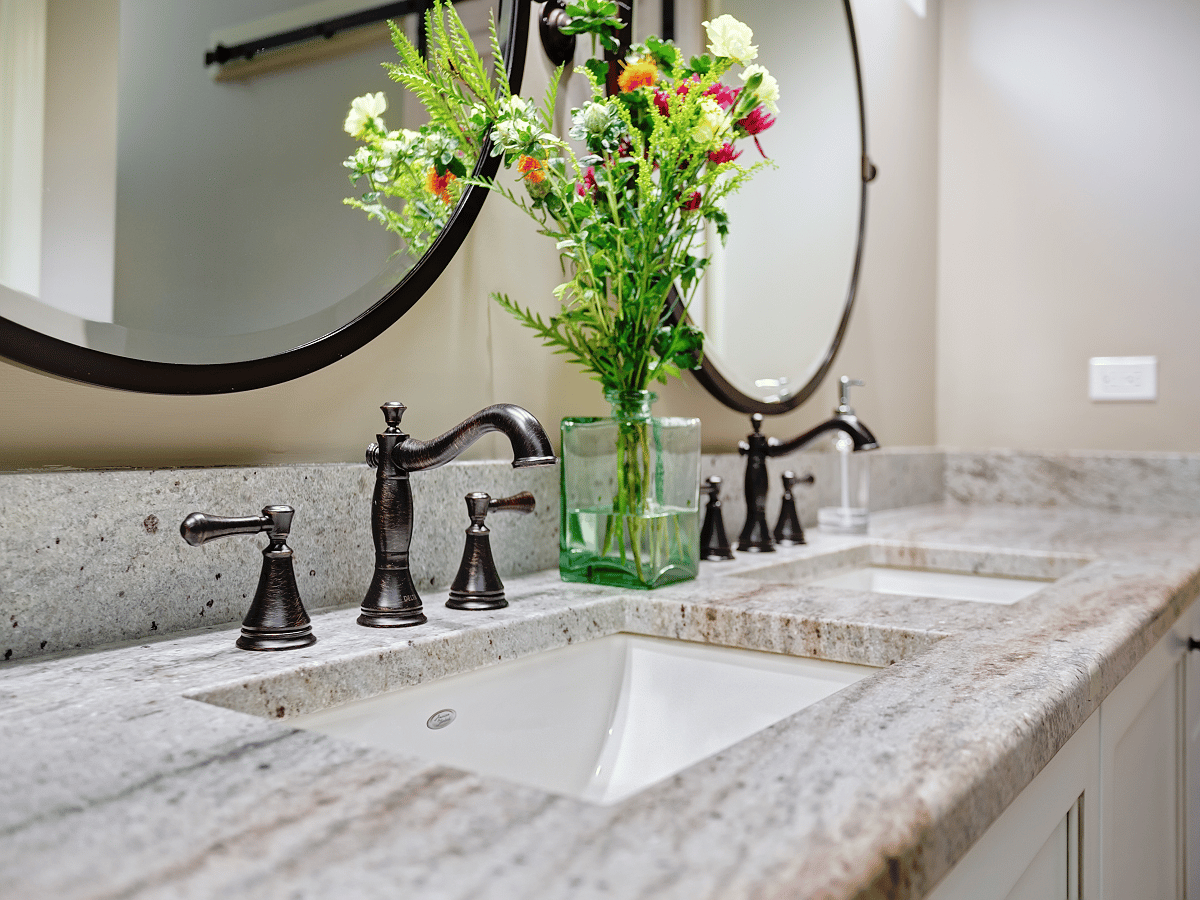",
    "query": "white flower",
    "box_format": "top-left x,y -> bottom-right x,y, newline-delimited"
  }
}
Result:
740,64 -> 779,114
691,96 -> 732,148
702,15 -> 757,63
344,92 -> 388,137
